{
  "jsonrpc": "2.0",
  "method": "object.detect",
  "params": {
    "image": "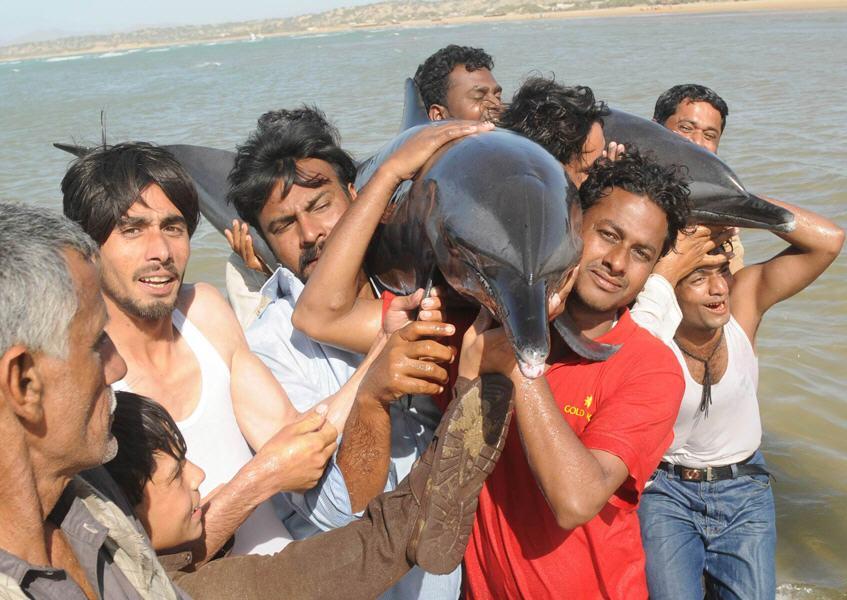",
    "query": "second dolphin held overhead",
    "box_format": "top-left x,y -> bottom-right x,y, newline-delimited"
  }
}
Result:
602,109 -> 795,232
